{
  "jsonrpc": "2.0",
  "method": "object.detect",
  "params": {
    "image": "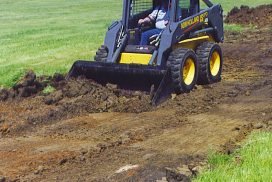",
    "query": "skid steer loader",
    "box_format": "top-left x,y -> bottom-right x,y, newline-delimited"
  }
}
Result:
68,0 -> 224,105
